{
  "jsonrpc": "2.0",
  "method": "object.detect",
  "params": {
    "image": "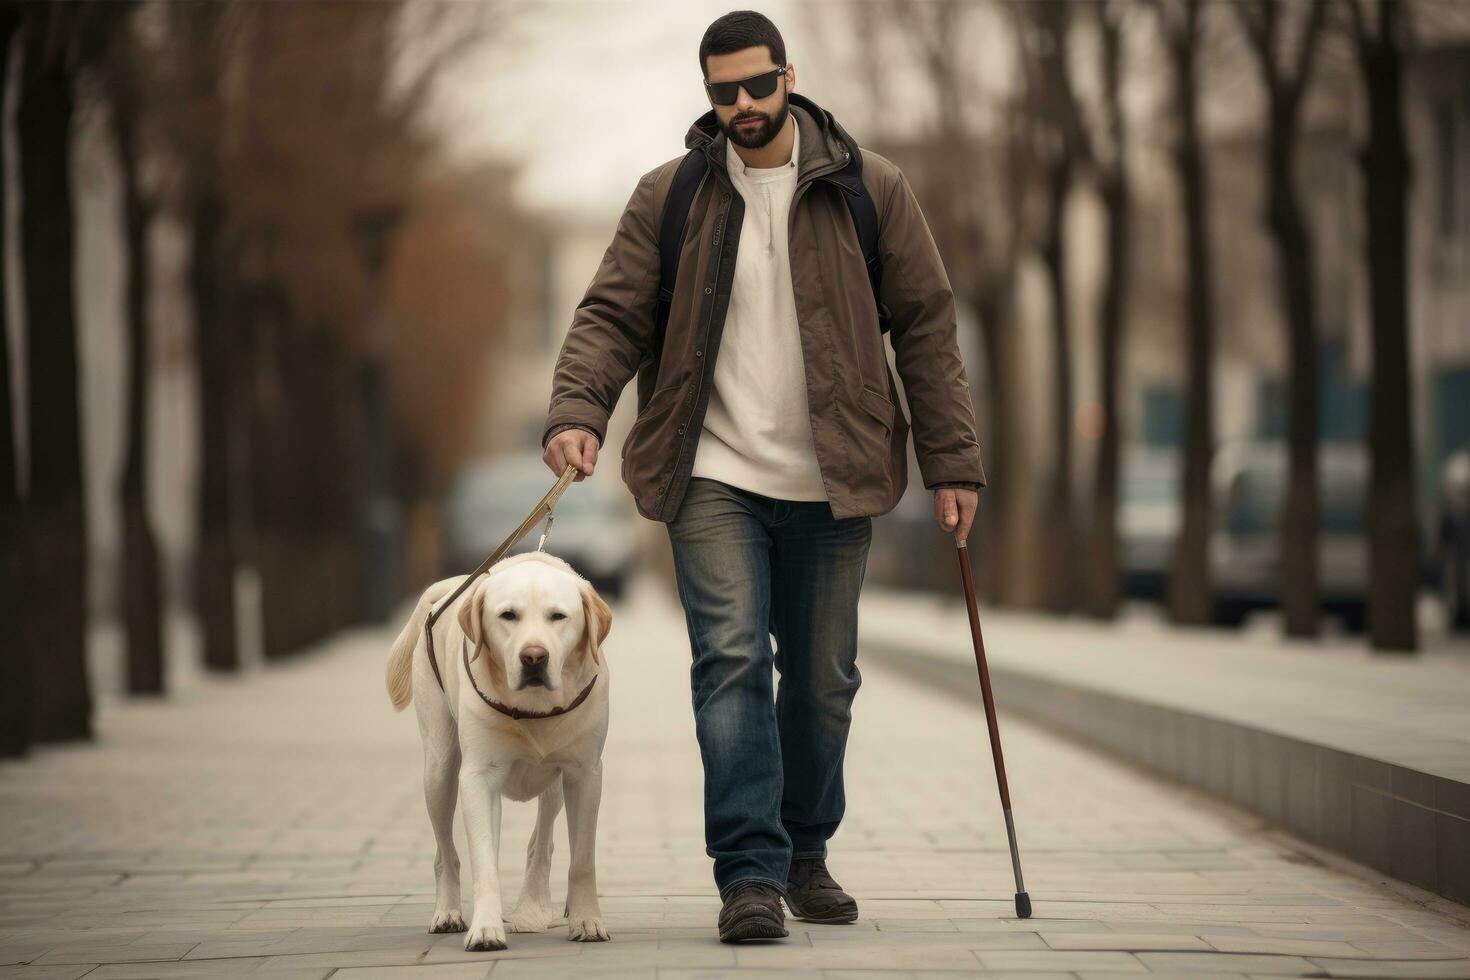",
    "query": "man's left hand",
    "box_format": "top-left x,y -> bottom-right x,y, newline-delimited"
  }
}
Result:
934,487 -> 978,543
